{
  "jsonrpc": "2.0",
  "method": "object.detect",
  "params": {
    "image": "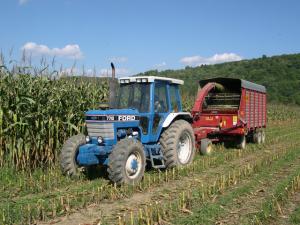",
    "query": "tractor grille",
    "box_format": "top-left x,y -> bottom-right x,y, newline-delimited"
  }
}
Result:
86,122 -> 114,139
